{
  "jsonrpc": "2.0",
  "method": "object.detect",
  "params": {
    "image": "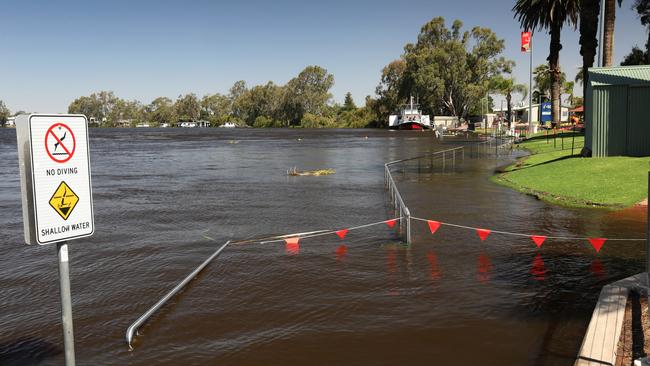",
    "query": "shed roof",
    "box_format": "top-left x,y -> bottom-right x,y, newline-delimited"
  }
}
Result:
588,65 -> 650,86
